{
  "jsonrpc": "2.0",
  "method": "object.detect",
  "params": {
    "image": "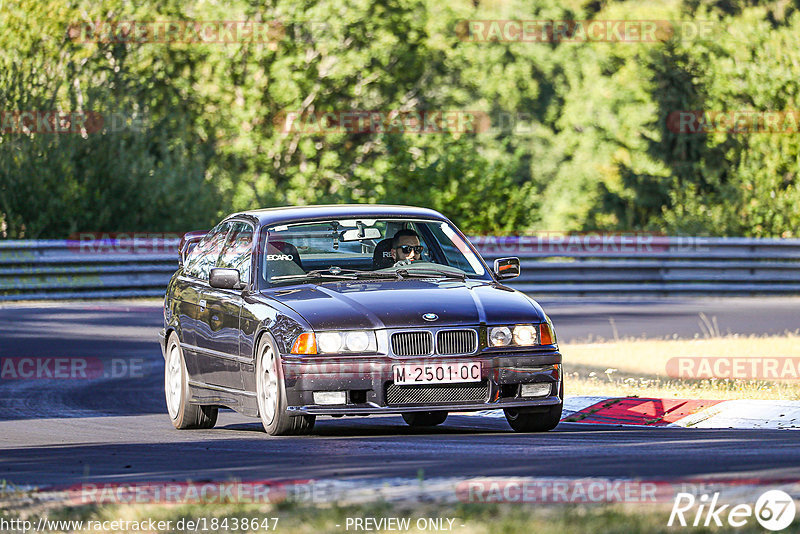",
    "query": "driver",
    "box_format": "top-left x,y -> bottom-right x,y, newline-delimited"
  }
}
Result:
391,229 -> 424,267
